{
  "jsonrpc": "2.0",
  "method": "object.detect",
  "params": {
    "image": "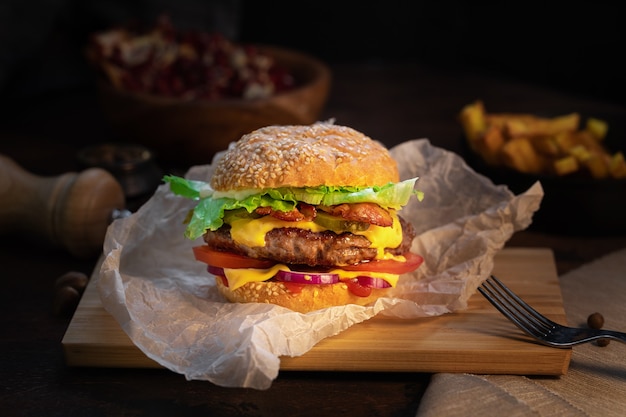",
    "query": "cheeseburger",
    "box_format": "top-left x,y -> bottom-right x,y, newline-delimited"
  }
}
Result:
164,123 -> 423,313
